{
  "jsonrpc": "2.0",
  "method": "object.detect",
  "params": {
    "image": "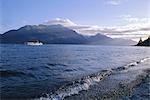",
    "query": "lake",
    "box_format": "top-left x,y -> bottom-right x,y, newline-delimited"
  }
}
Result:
0,44 -> 150,100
